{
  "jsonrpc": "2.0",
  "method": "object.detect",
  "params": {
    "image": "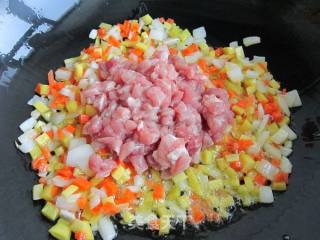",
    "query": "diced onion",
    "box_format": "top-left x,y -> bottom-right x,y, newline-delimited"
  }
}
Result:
15,140 -> 35,153
89,193 -> 101,209
253,56 -> 265,63
259,186 -> 274,203
107,26 -> 121,40
243,36 -> 261,47
31,109 -> 41,119
256,159 -> 279,180
56,196 -> 79,212
19,117 -> 37,132
280,157 -> 292,173
193,26 -> 206,40
277,95 -> 290,116
225,62 -> 244,82
245,70 -> 259,78
257,130 -> 270,146
55,69 -> 72,81
66,144 -> 95,172
134,175 -> 144,187
89,29 -> 97,39
257,115 -> 270,133
60,87 -> 75,100
18,129 -> 37,143
150,29 -> 166,41
98,217 -> 117,240
27,95 -> 47,106
144,46 -> 155,58
52,176 -> 72,187
263,143 -> 282,159
229,41 -> 238,48
271,128 -> 289,144
69,138 -> 86,150
60,209 -> 76,222
51,112 -> 66,125
164,38 -> 179,46
281,124 -> 297,140
284,90 -> 302,108
281,146 -> 292,157
211,59 -> 226,69
257,79 -> 268,93
185,51 -> 202,64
